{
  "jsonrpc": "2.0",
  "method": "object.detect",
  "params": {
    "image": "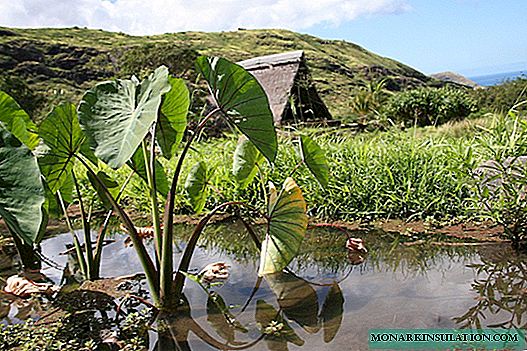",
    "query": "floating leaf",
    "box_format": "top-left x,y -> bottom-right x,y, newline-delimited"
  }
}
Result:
156,77 -> 189,159
207,292 -> 247,343
87,171 -> 119,210
299,135 -> 329,188
184,161 -> 209,213
38,102 -> 84,194
128,147 -> 169,197
232,135 -> 263,189
196,56 -> 277,162
0,125 -> 45,245
78,66 -> 171,169
255,300 -> 304,350
320,282 -> 344,343
259,177 -> 307,276
265,272 -> 319,333
0,91 -> 39,150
